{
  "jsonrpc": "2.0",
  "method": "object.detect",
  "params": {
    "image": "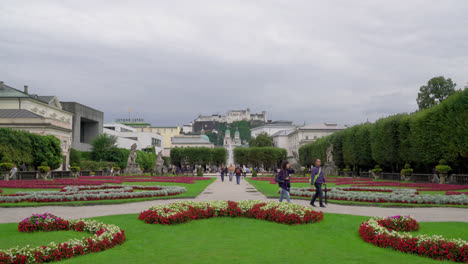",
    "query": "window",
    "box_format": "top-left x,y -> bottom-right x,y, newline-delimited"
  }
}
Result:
152,138 -> 161,147
305,136 -> 309,140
